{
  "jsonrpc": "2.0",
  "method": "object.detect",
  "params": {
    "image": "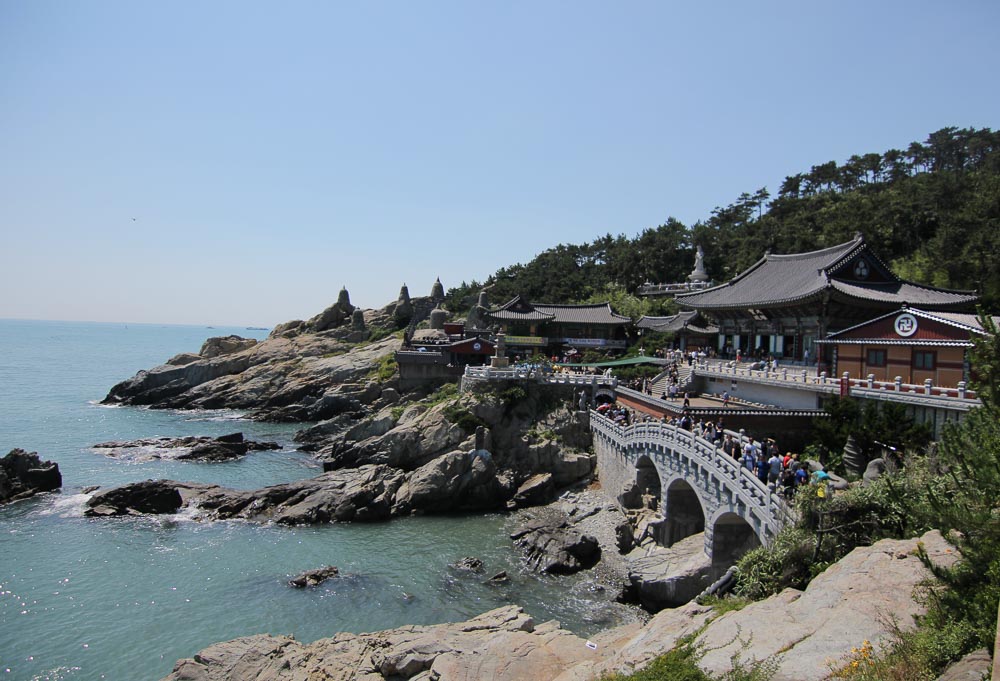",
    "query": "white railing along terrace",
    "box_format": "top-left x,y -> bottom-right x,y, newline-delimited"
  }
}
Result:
590,412 -> 792,539
463,365 -> 619,387
693,360 -> 979,408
